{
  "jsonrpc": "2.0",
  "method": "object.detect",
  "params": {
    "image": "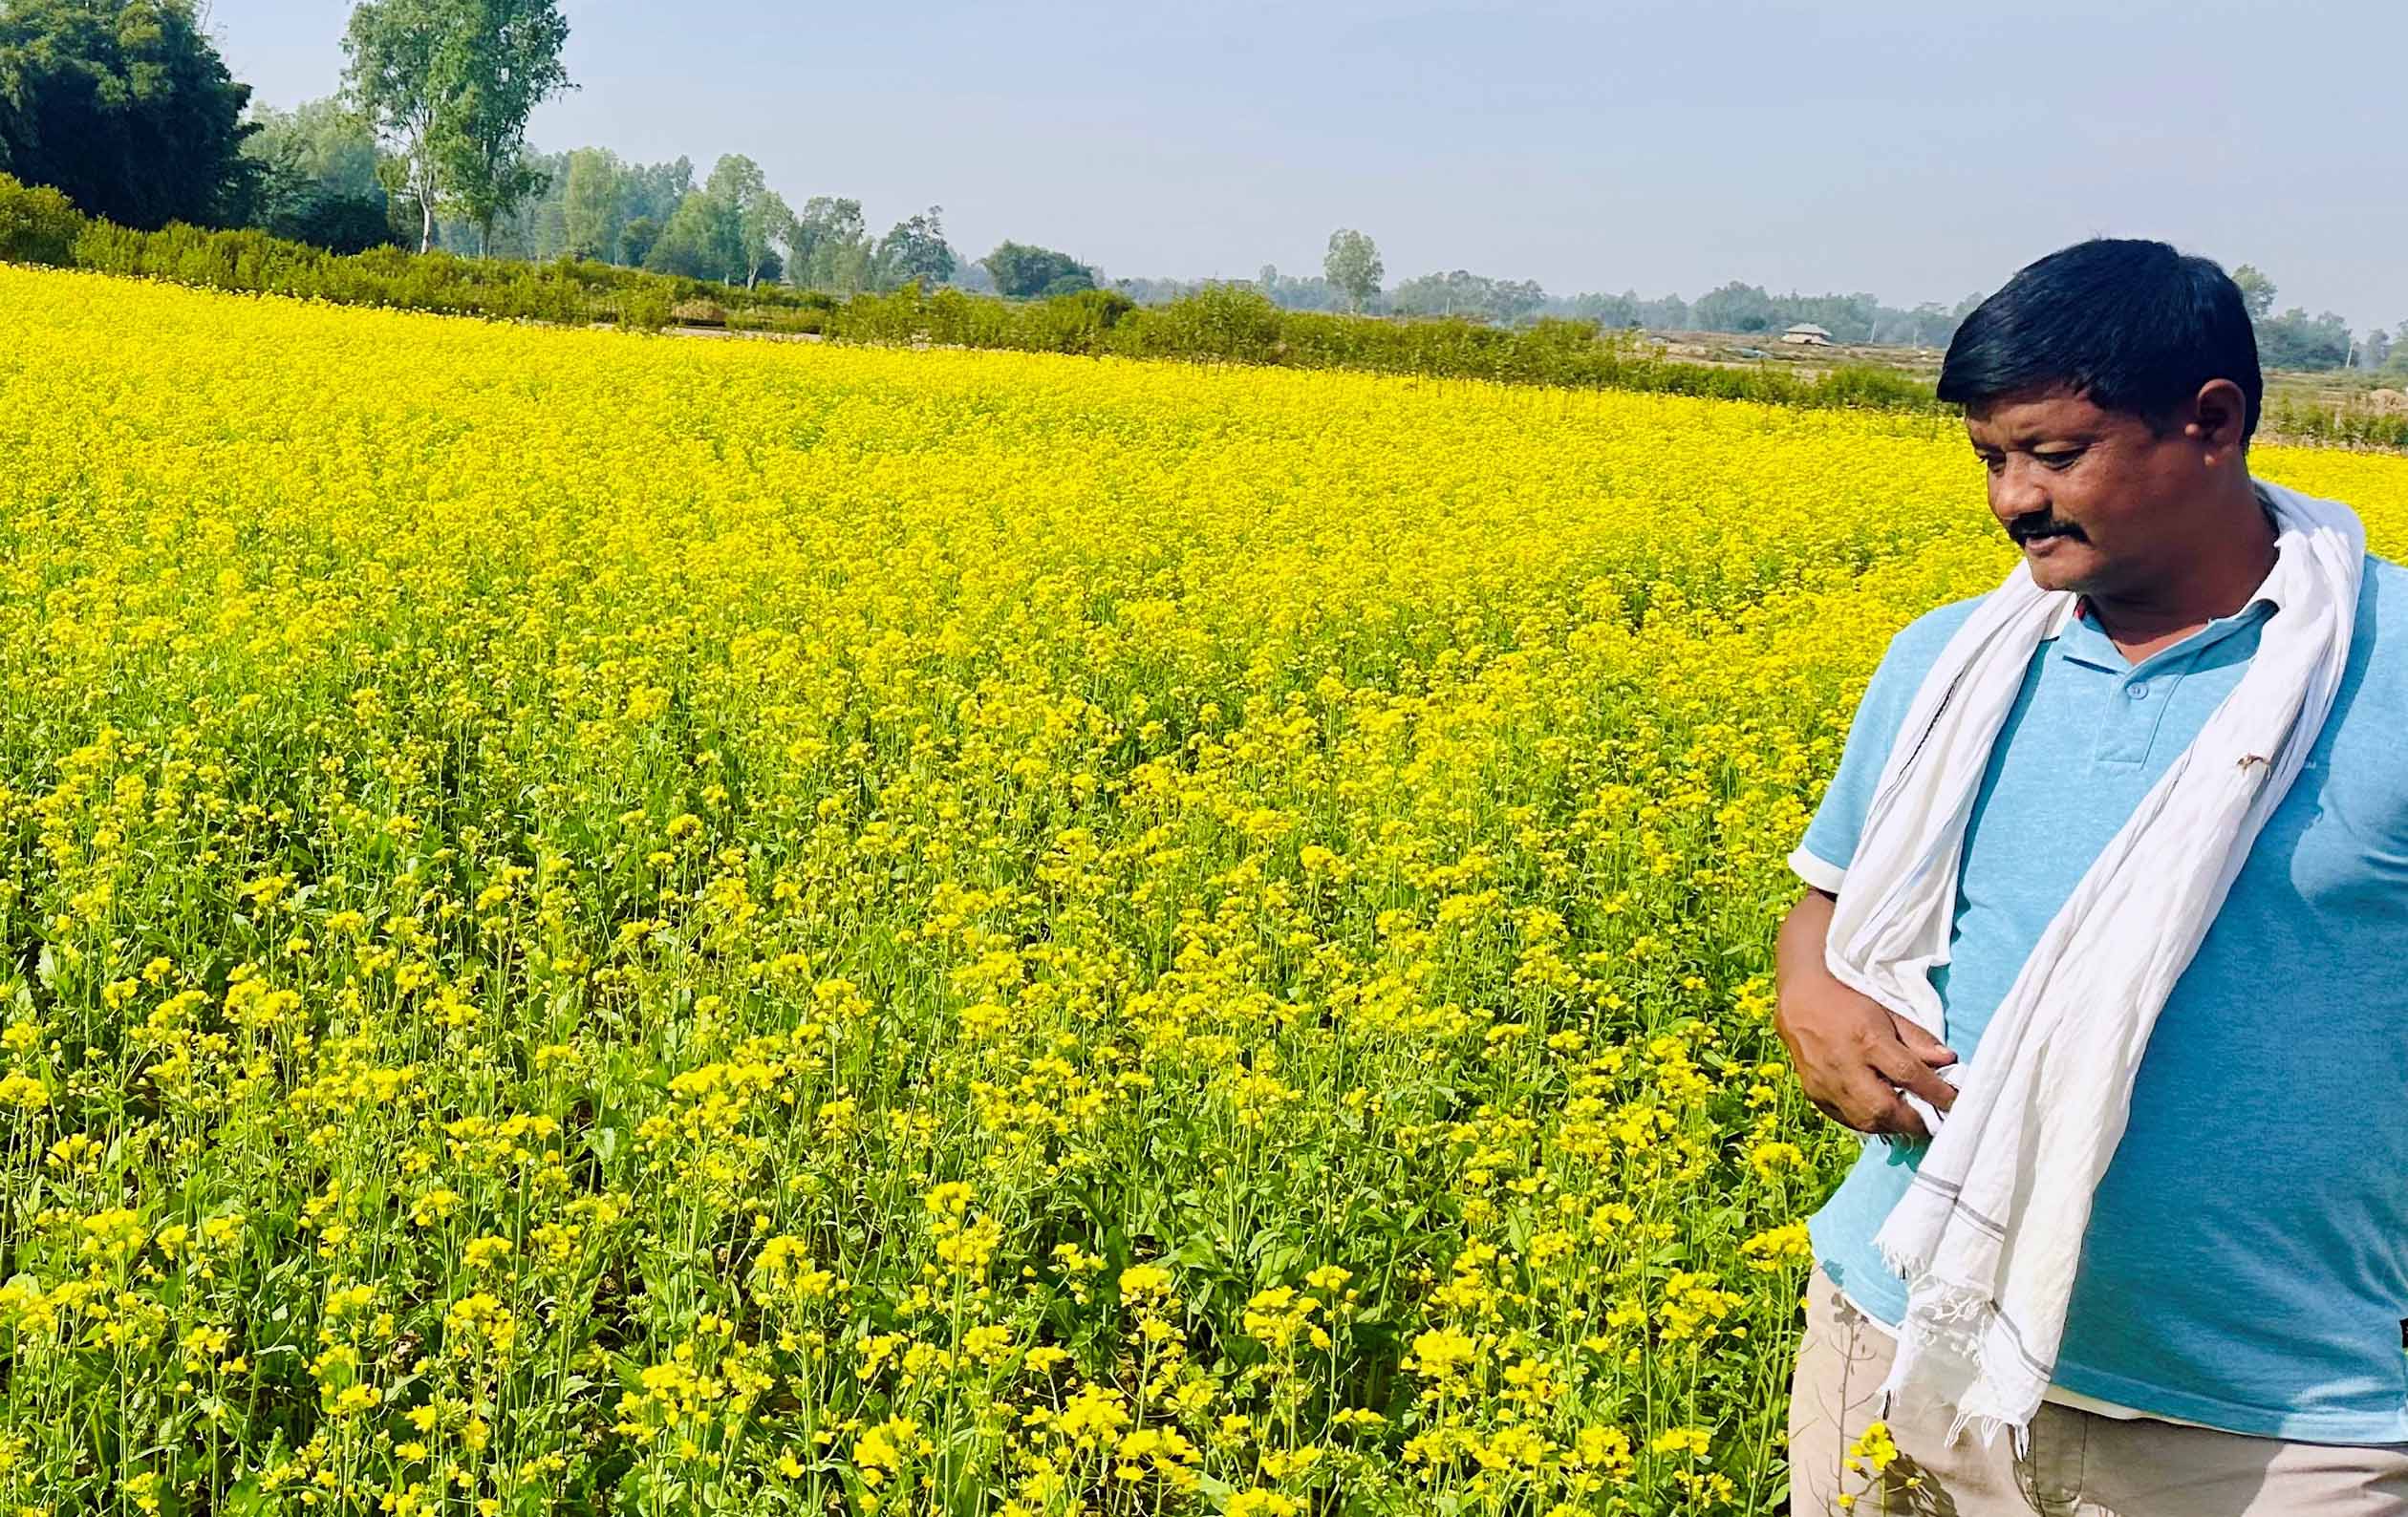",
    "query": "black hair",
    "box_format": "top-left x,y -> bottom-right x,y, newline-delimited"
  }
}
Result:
1938,238 -> 2262,441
